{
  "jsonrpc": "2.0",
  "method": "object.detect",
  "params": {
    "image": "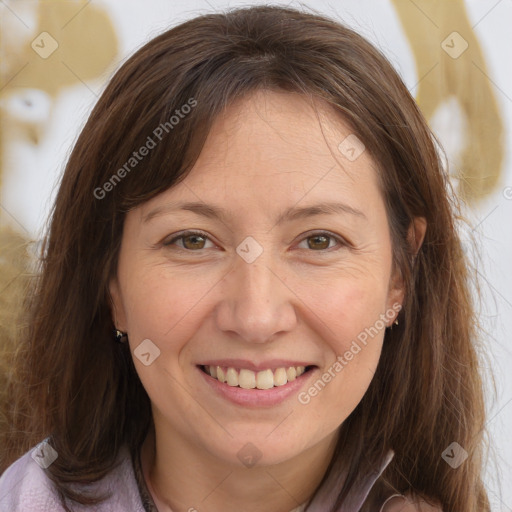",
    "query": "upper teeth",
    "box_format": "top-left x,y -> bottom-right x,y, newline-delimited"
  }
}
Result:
204,365 -> 307,389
